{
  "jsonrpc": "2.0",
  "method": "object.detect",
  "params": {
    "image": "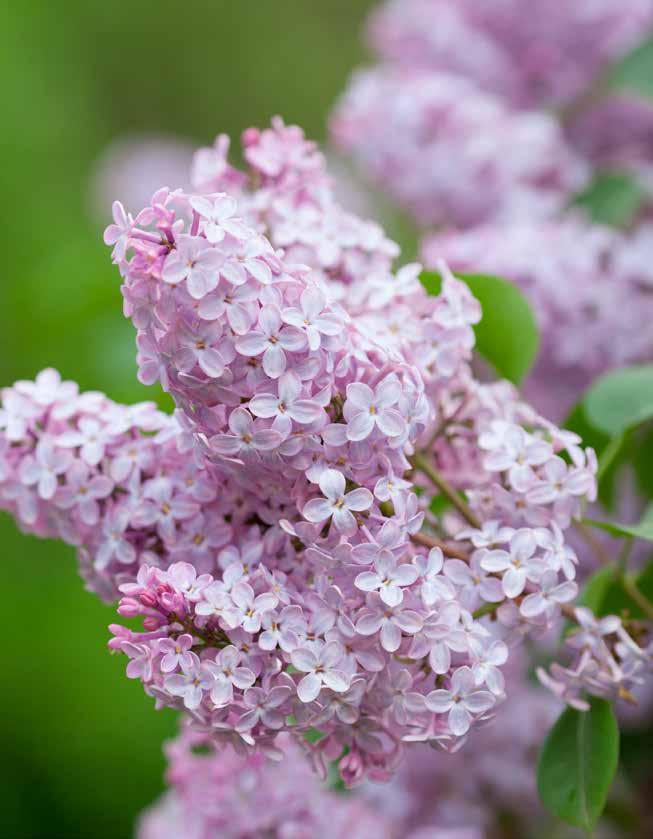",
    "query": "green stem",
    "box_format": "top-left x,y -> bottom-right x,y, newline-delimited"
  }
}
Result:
410,453 -> 481,529
472,602 -> 500,620
622,576 -> 653,621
